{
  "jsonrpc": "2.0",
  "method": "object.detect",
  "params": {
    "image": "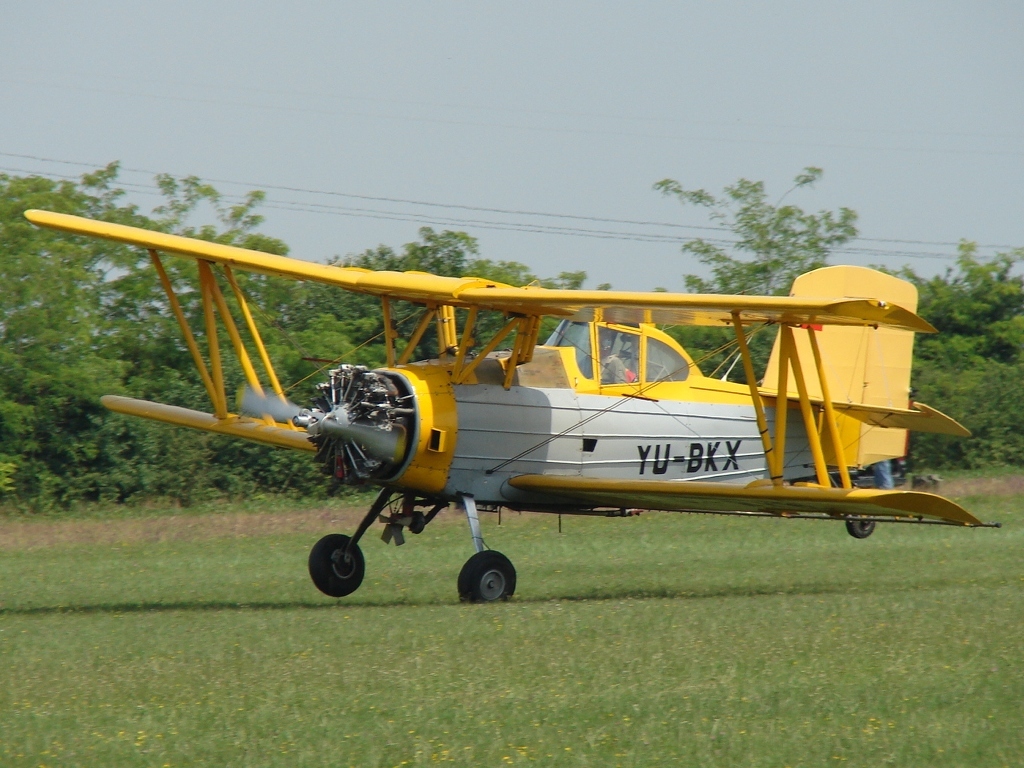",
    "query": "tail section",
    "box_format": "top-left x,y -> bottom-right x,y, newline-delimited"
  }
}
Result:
763,266 -> 918,468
